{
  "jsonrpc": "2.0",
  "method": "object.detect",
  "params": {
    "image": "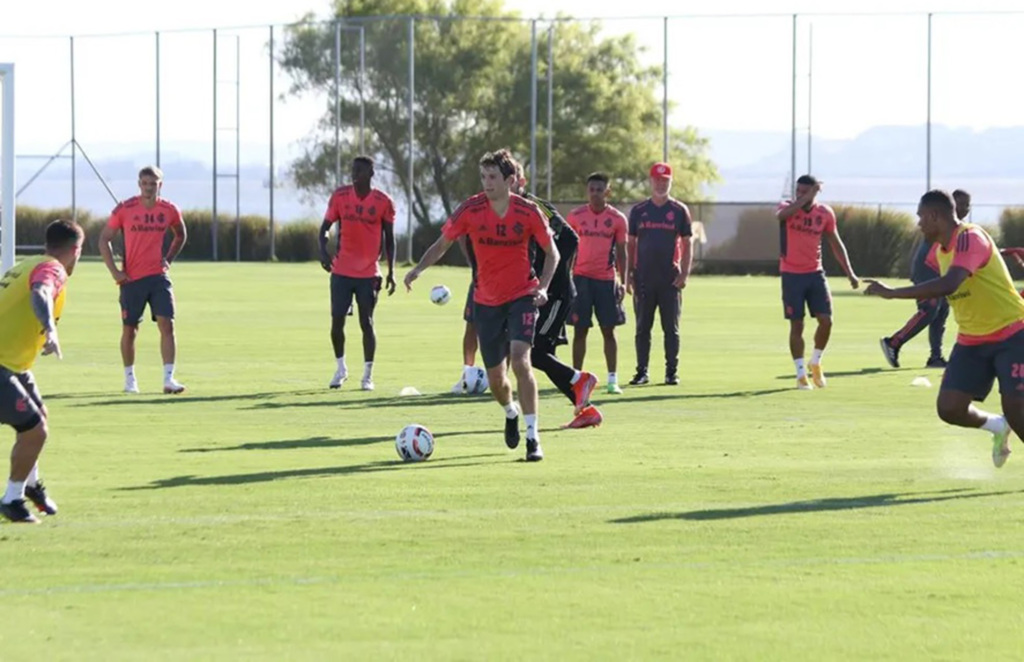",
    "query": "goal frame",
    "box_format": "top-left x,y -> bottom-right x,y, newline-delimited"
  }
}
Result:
0,63 -> 13,272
